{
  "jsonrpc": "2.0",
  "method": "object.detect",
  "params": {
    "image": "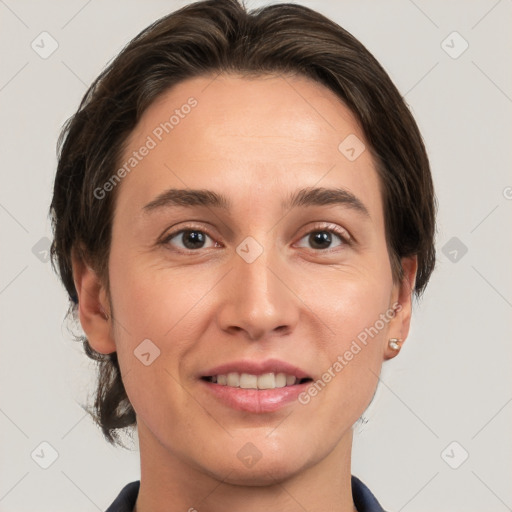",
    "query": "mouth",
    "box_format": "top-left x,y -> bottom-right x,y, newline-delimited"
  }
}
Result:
199,359 -> 314,413
201,372 -> 313,389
